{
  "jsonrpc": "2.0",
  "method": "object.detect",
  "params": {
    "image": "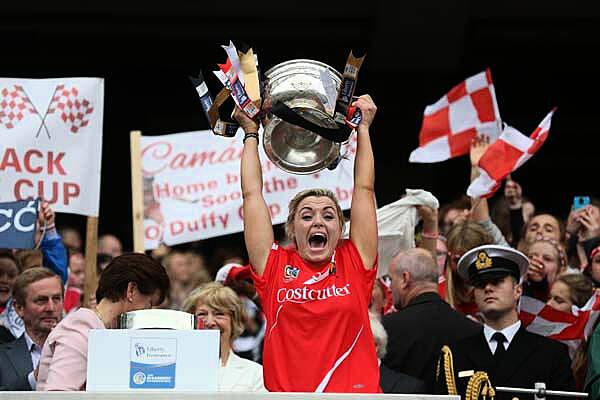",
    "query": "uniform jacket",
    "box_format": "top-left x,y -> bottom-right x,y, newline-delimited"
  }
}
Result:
436,326 -> 575,400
